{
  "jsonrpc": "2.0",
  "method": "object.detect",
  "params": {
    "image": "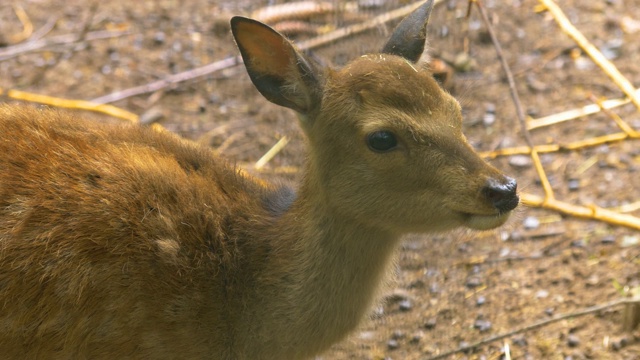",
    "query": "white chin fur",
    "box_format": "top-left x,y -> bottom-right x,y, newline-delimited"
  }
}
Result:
464,211 -> 512,231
